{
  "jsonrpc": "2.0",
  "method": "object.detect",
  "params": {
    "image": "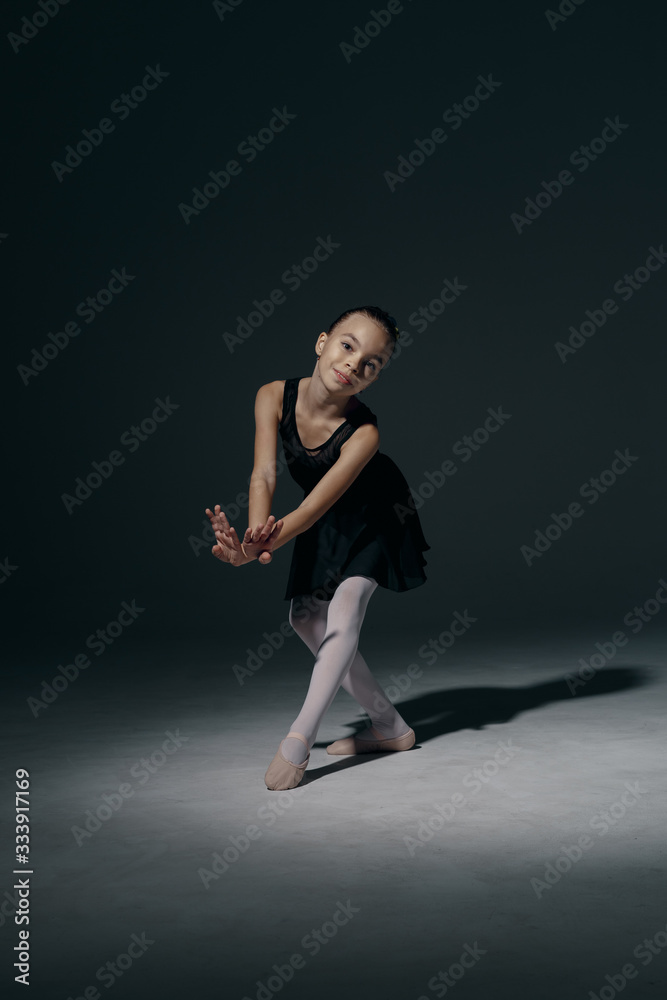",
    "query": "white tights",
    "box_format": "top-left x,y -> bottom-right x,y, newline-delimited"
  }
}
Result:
281,575 -> 412,765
